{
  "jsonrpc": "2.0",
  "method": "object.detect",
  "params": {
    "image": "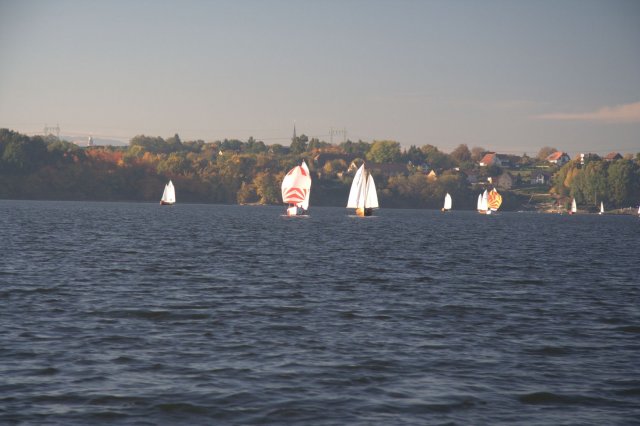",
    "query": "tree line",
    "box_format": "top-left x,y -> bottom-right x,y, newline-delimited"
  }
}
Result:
553,158 -> 640,209
1,128 -> 639,210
